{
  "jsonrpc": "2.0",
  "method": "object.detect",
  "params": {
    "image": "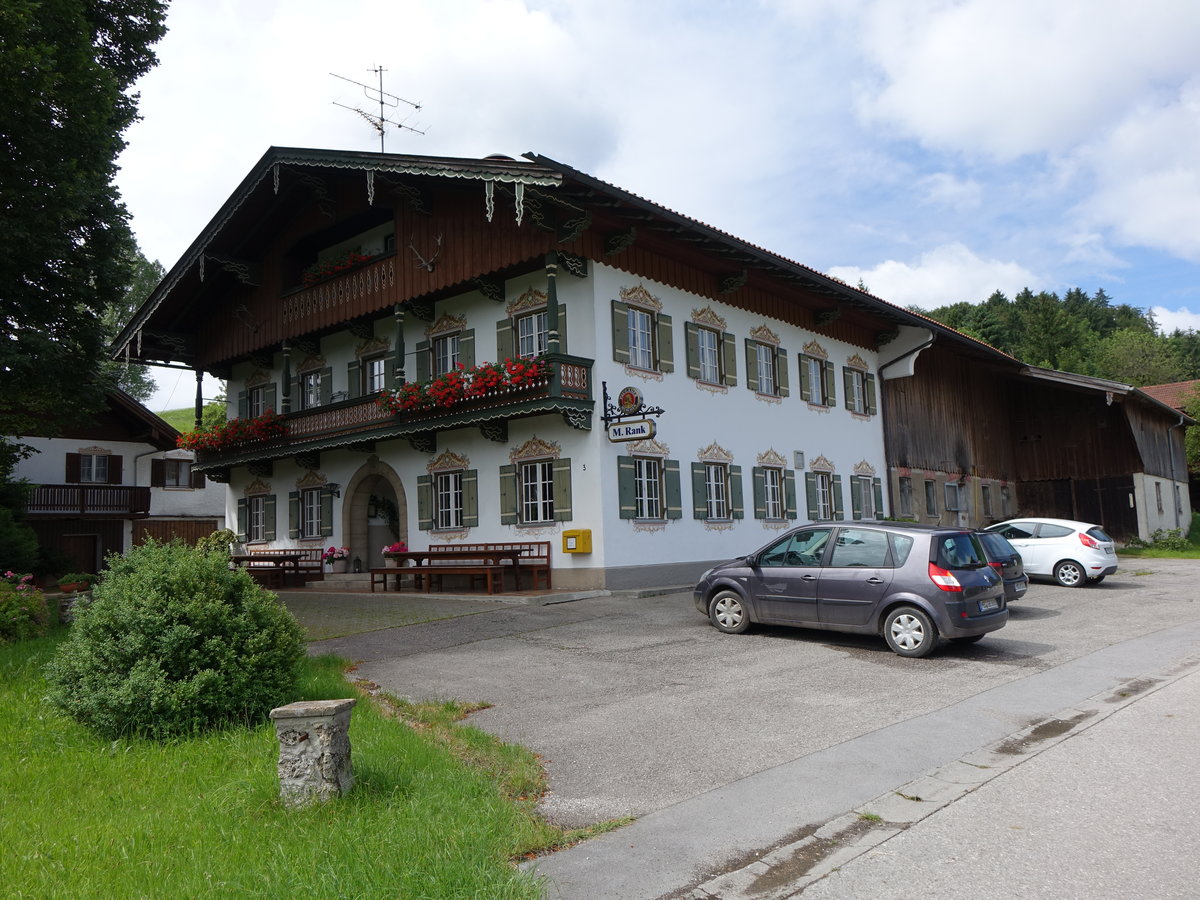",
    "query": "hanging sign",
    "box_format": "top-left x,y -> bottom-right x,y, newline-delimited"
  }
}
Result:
617,386 -> 643,414
608,419 -> 656,442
